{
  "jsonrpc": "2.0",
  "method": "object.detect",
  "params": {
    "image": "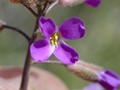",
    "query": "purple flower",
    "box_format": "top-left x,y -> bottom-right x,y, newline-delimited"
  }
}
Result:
97,70 -> 120,90
85,0 -> 101,7
84,70 -> 120,90
84,83 -> 104,90
30,17 -> 85,64
60,0 -> 101,8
